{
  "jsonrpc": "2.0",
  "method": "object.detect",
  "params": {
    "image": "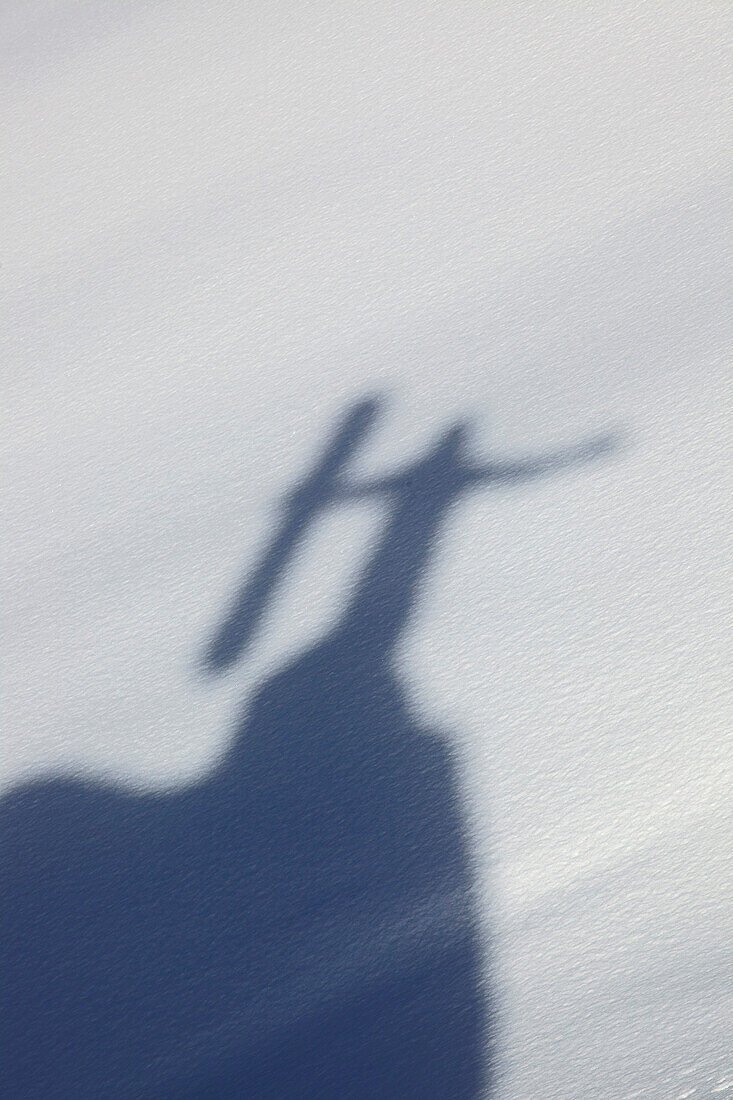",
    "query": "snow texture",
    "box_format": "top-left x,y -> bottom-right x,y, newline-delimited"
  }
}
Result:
4,3 -> 732,1097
